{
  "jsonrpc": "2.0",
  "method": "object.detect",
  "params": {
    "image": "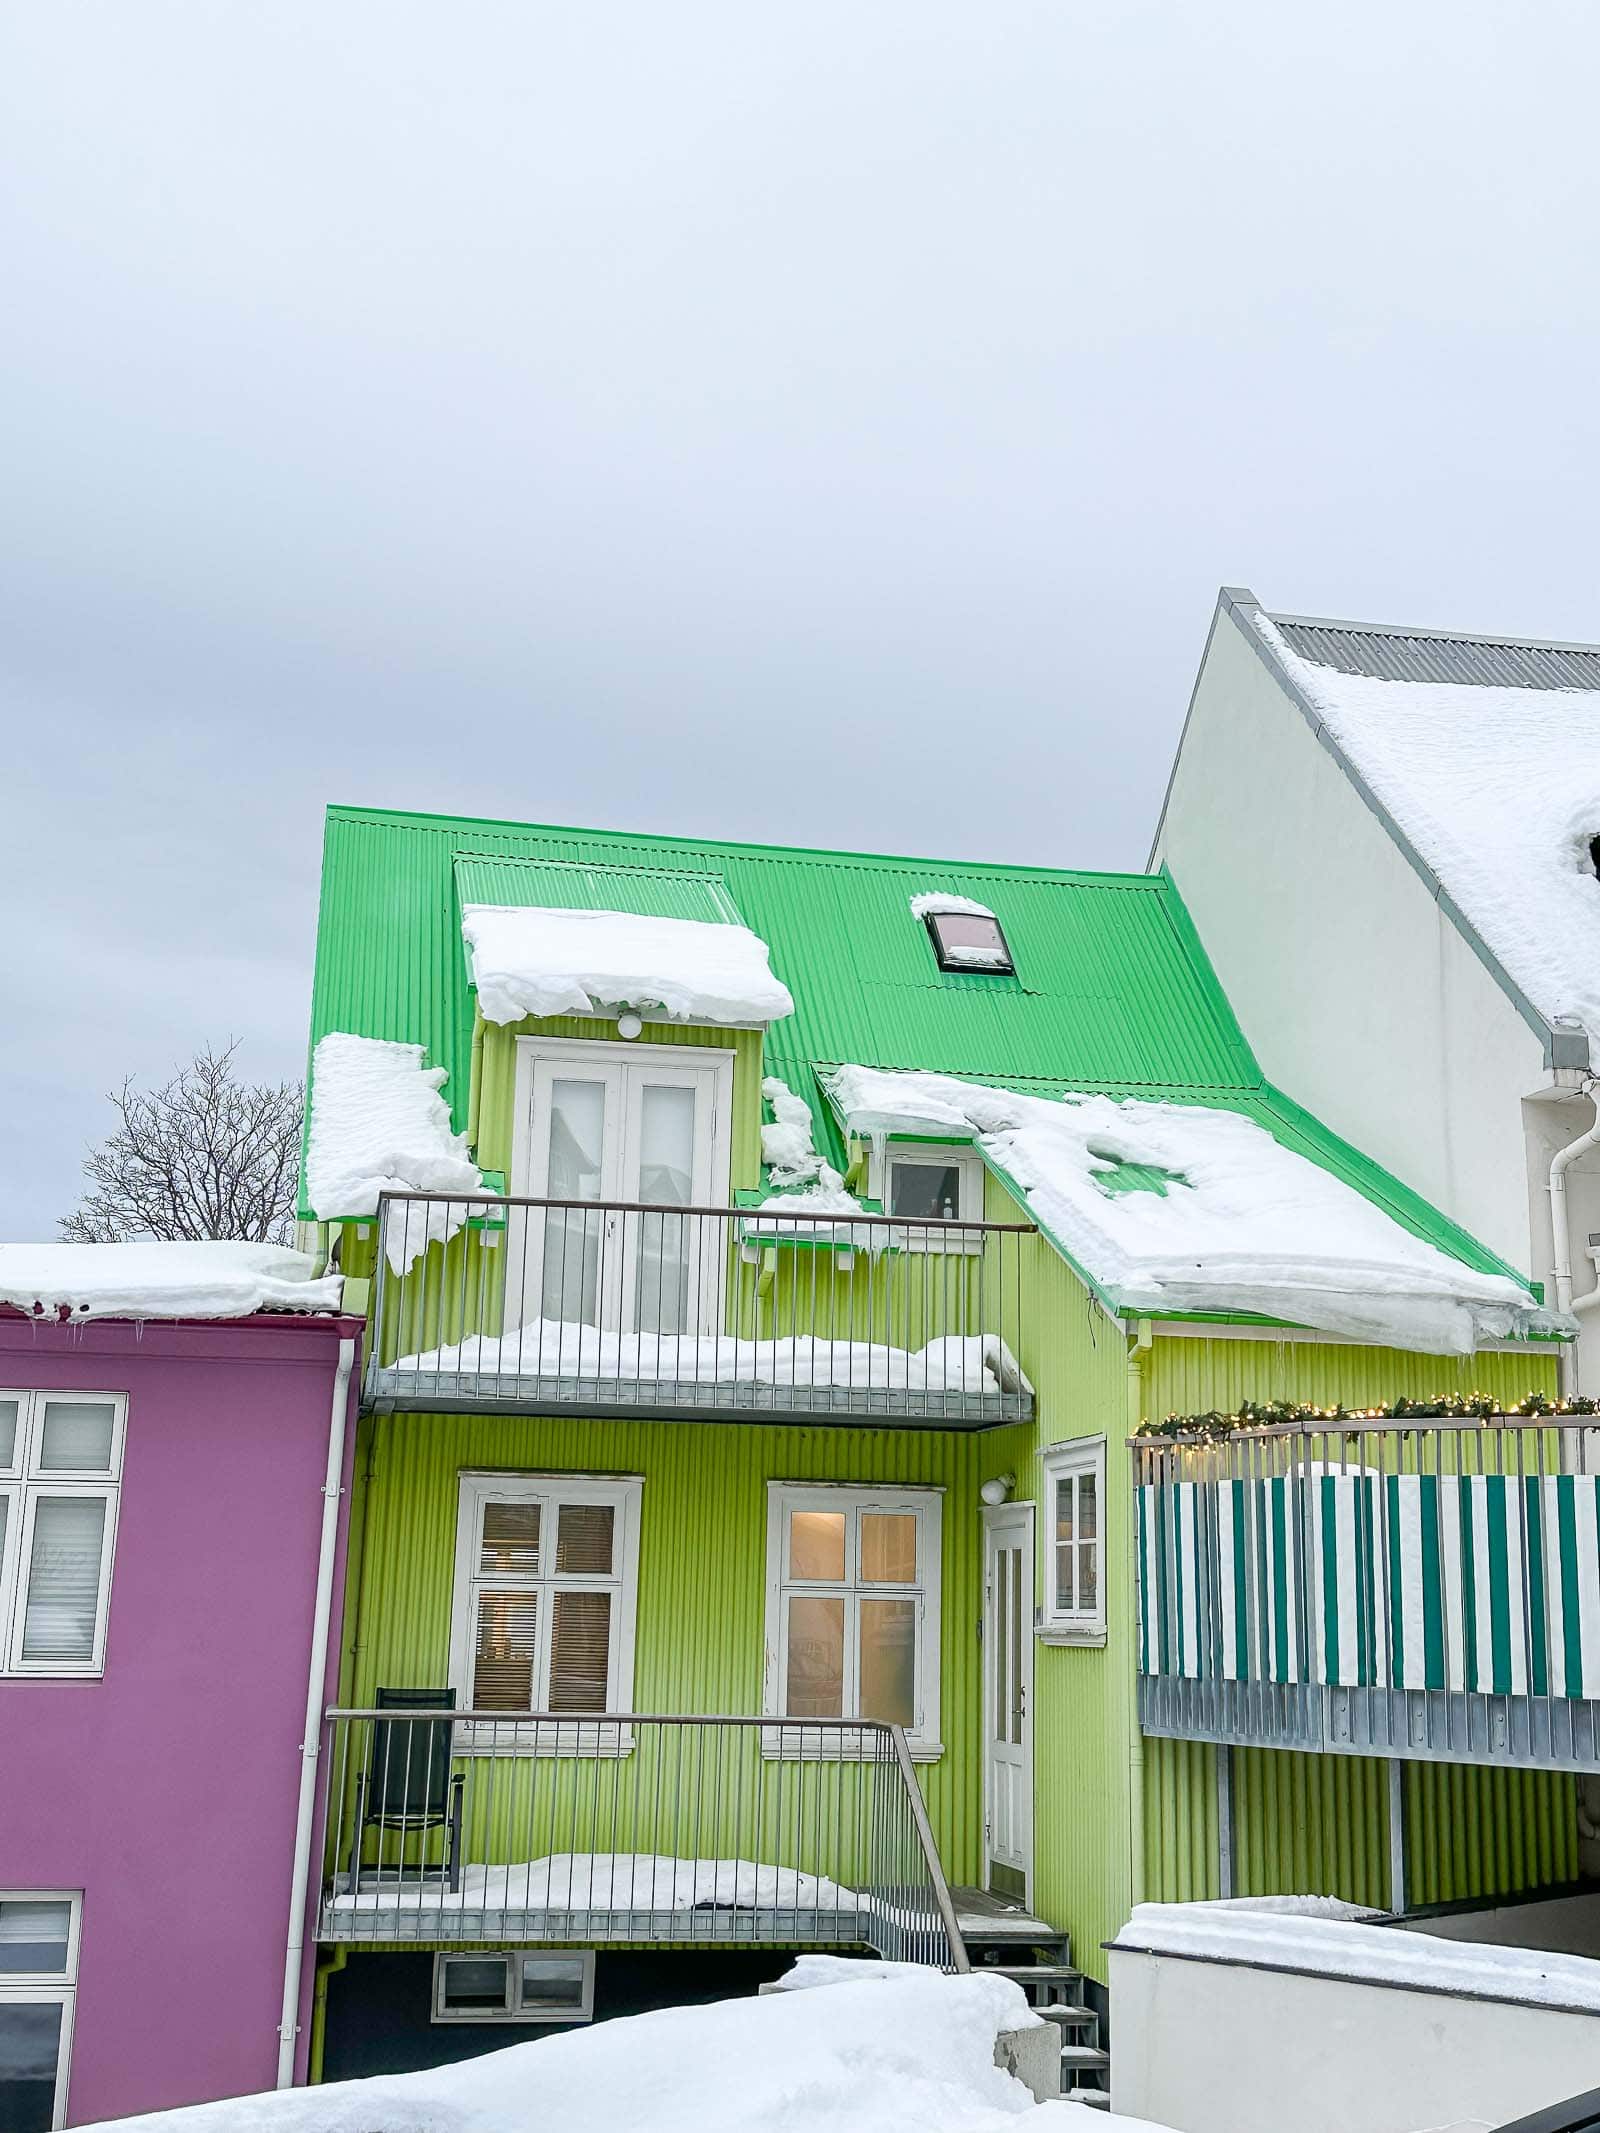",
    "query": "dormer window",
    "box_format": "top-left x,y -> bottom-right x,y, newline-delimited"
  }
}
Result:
909,894 -> 1014,975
